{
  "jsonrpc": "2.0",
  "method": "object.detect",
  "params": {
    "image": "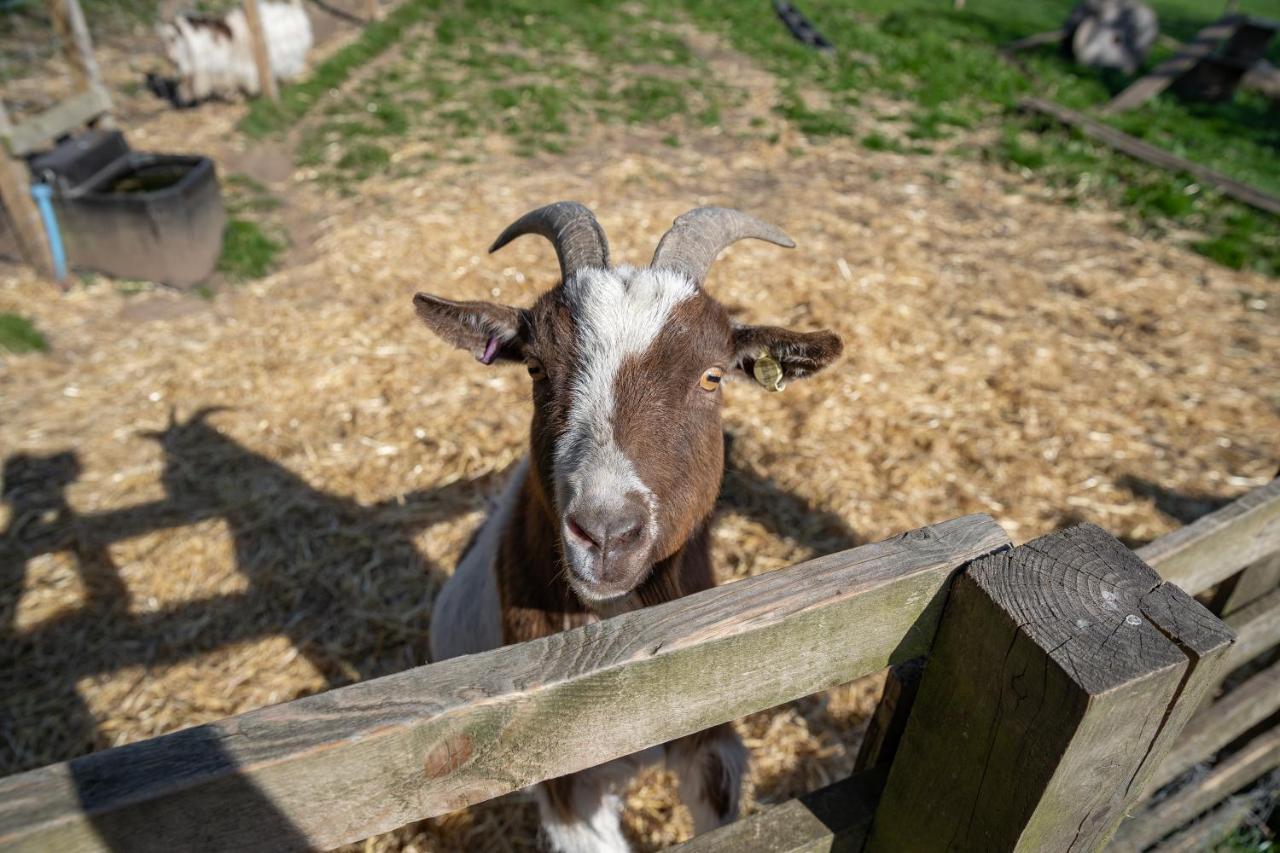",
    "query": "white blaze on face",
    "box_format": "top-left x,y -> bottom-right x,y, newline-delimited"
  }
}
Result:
555,265 -> 696,533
